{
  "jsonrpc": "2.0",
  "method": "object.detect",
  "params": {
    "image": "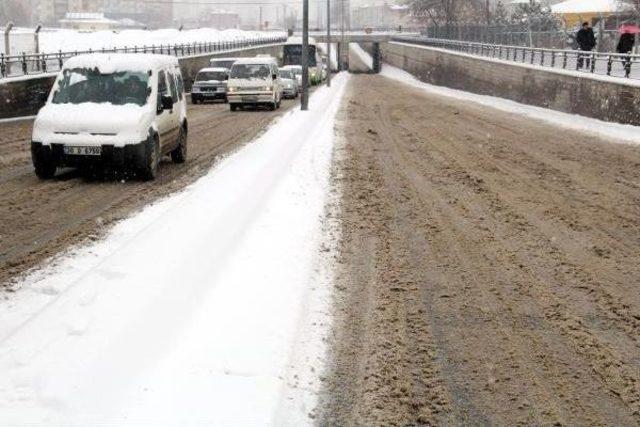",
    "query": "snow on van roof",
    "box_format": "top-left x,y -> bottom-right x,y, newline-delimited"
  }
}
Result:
232,57 -> 277,65
198,67 -> 229,72
63,53 -> 179,73
285,36 -> 317,46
